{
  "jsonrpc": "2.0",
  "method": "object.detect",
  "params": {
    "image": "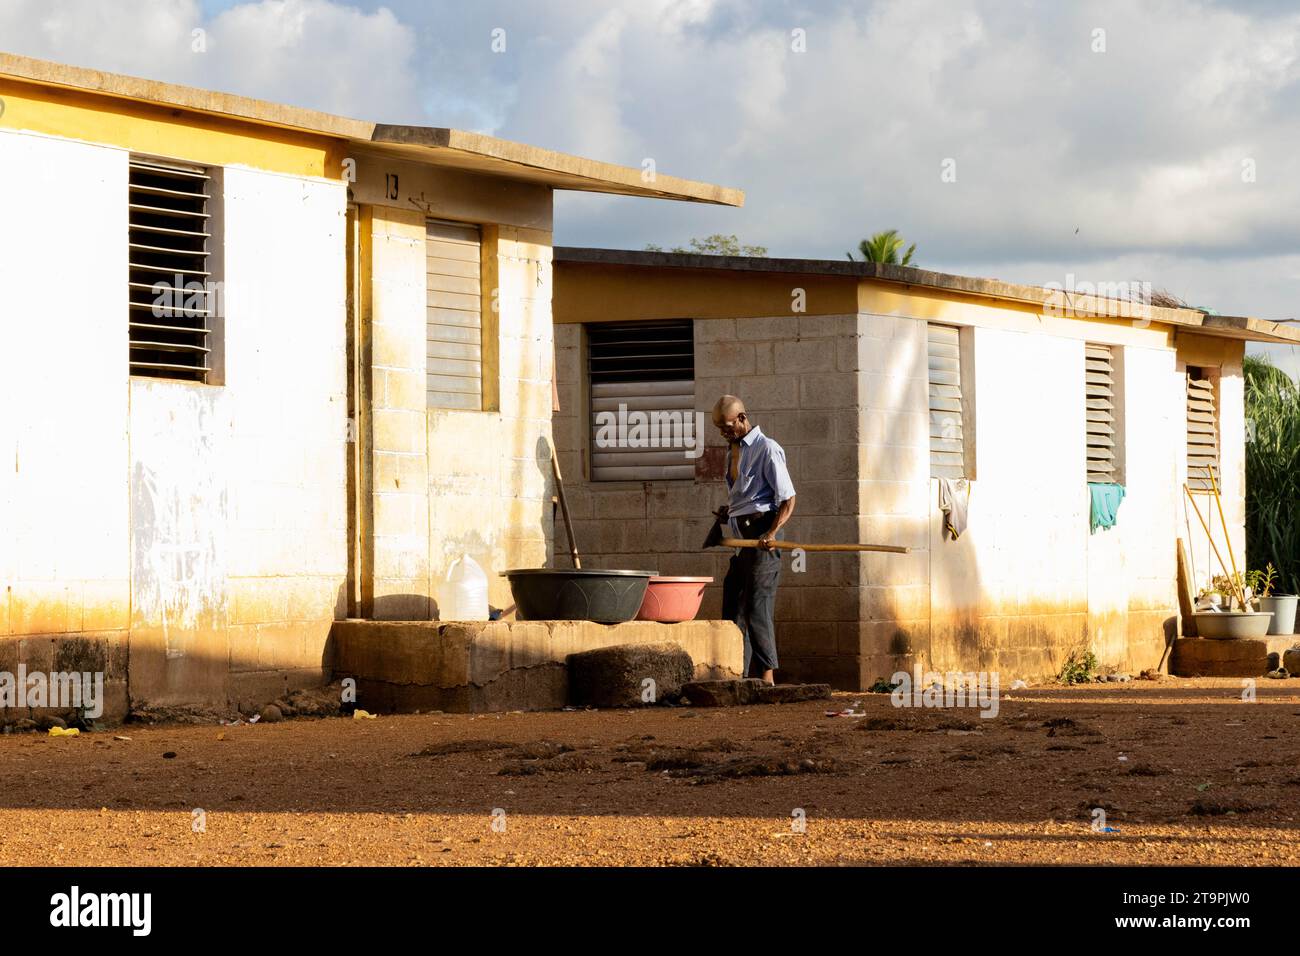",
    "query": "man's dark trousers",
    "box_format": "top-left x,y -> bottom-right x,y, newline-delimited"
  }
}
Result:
721,510 -> 781,677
